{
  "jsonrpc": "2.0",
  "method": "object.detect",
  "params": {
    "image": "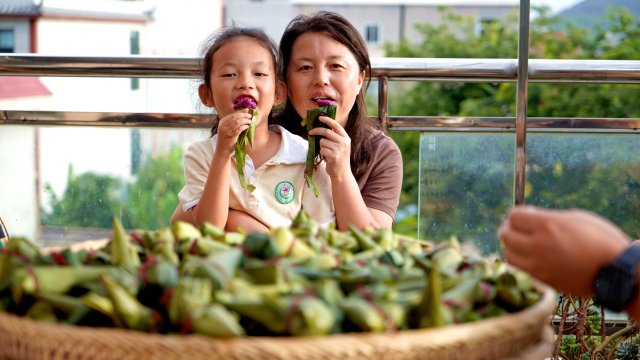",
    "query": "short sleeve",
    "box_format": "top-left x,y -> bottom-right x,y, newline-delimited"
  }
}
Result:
360,136 -> 403,219
177,140 -> 213,212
